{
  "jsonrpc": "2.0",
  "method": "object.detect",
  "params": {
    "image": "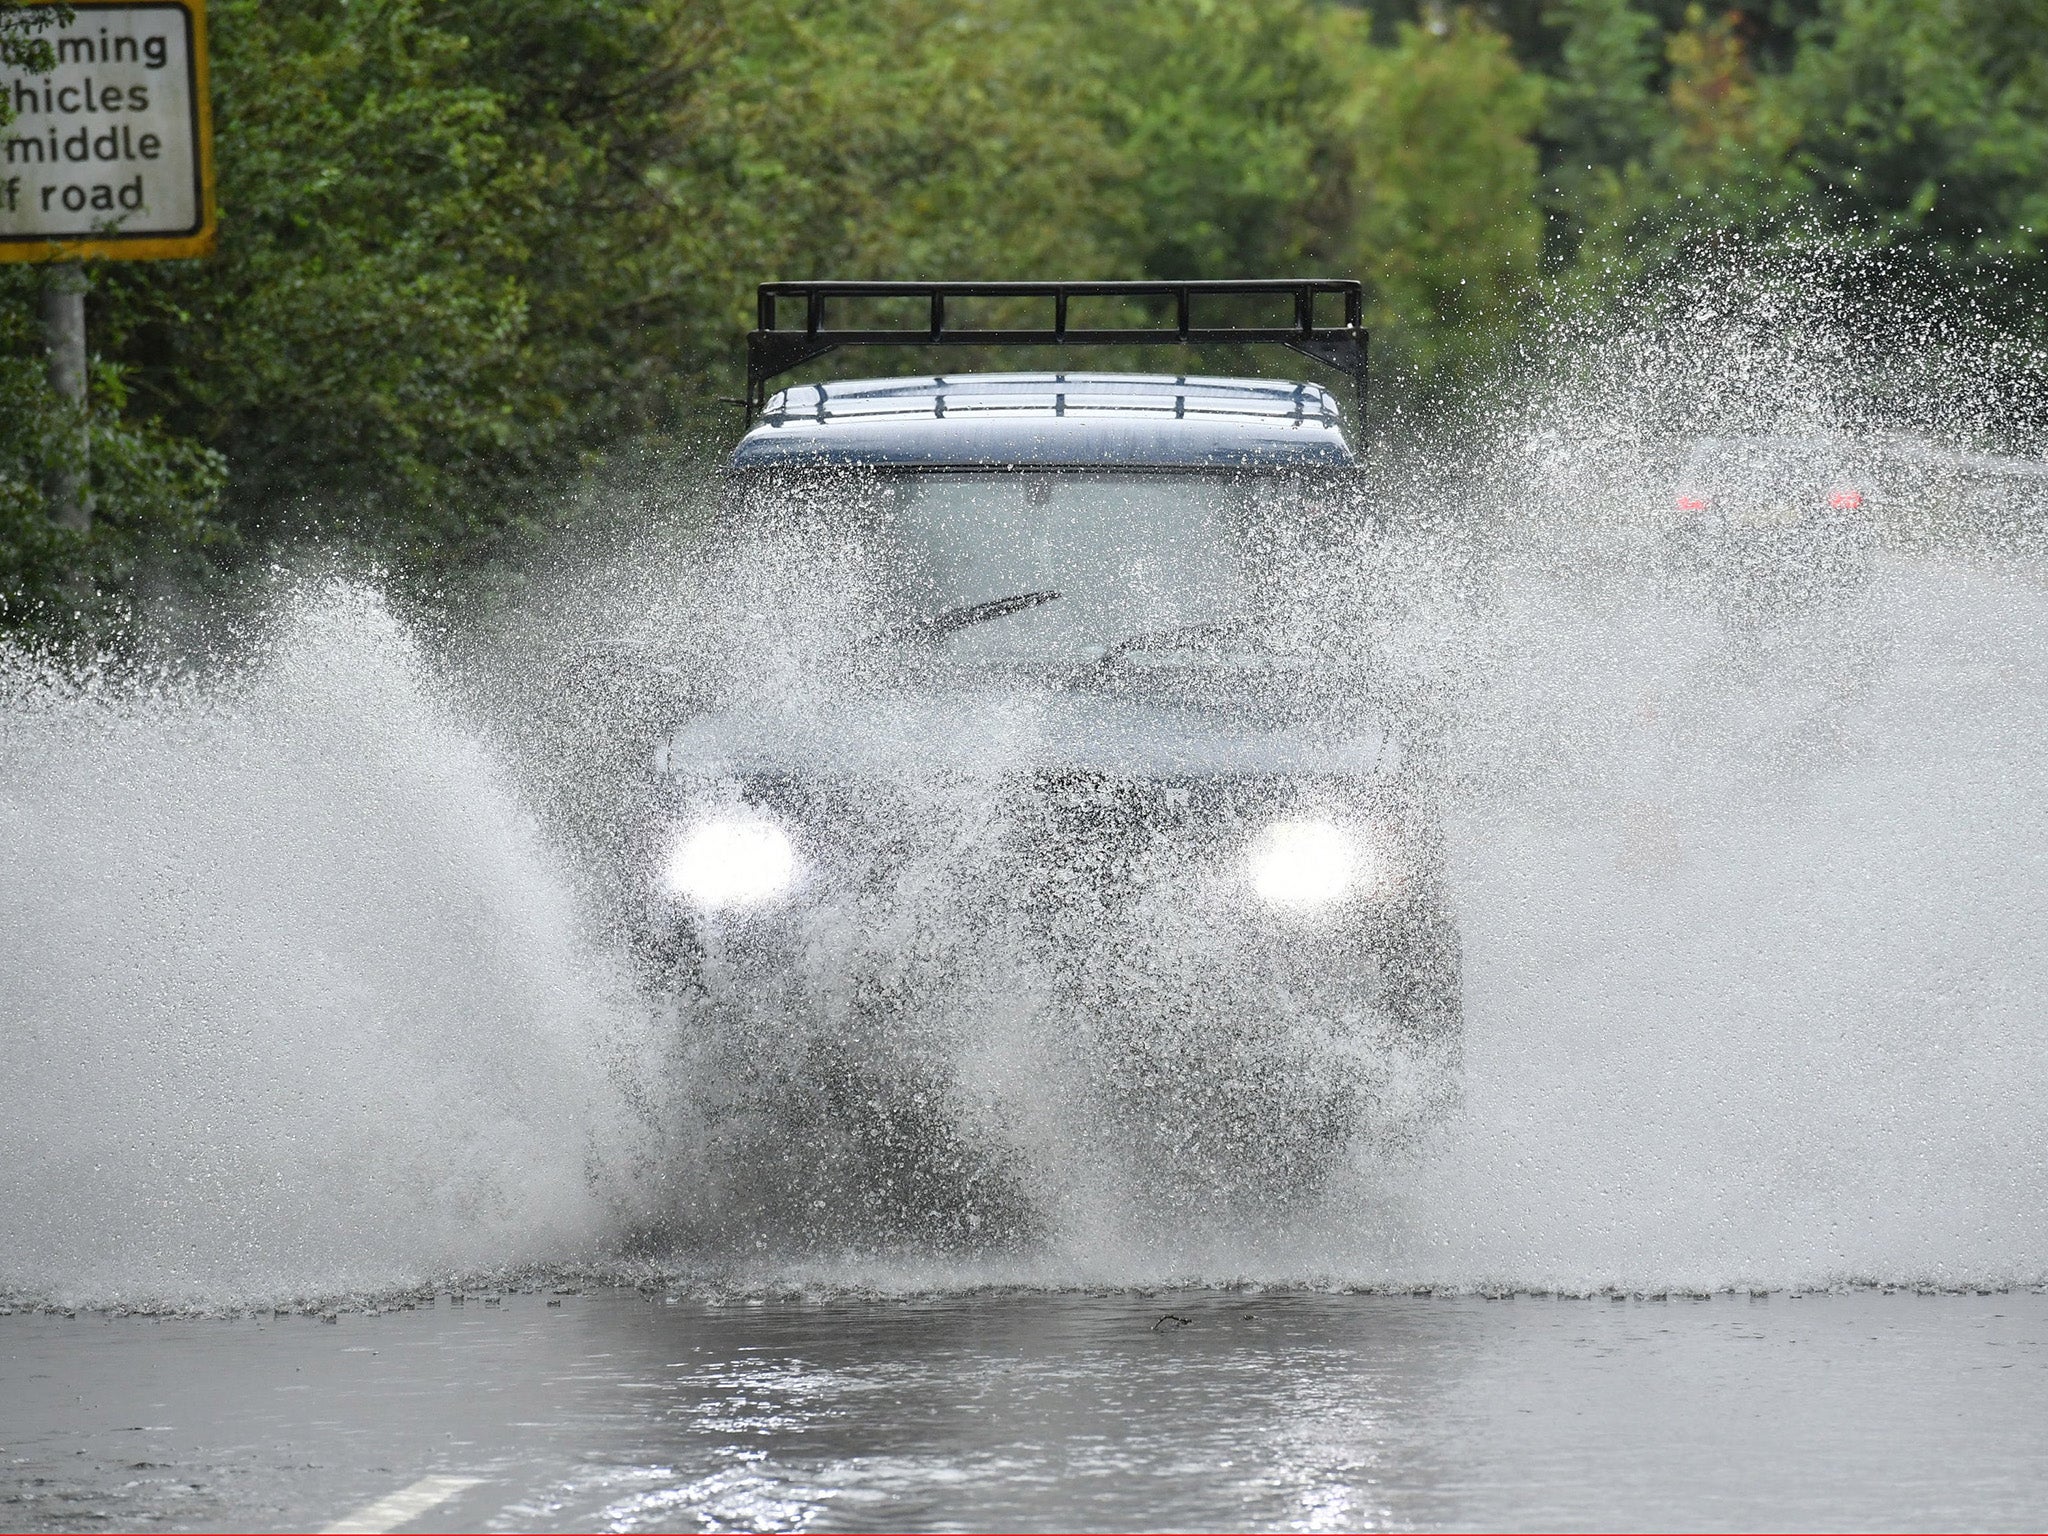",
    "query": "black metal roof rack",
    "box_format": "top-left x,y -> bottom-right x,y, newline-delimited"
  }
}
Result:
745,279 -> 1366,427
